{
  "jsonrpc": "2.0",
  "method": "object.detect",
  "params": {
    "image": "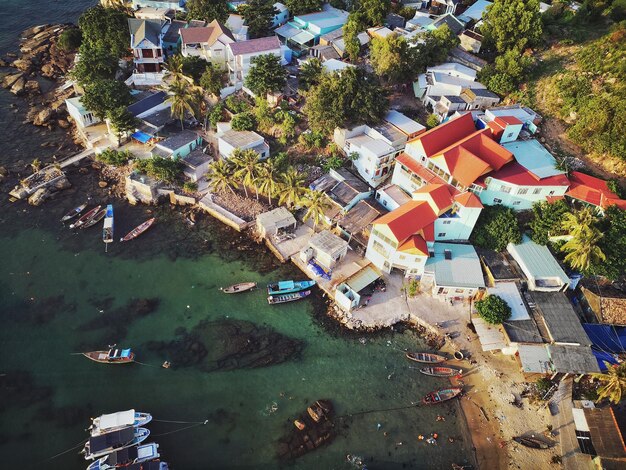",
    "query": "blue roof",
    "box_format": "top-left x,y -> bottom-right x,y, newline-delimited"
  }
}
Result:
425,243 -> 485,289
131,131 -> 153,144
502,139 -> 565,179
127,91 -> 167,117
